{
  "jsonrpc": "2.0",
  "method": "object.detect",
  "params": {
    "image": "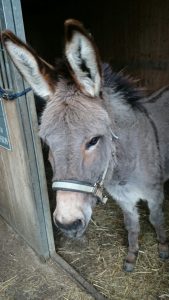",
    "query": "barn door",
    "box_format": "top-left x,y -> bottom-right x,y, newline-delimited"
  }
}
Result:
0,0 -> 55,258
